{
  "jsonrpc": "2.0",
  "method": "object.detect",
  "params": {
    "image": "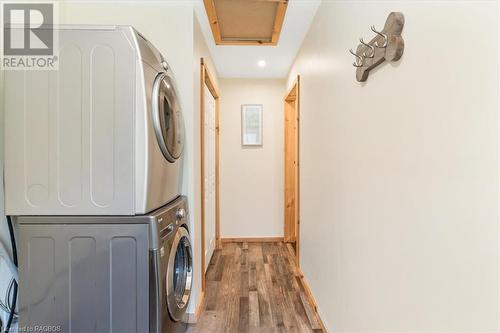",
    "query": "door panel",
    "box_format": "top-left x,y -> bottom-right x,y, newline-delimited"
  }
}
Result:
152,72 -> 185,163
18,223 -> 149,332
204,85 -> 217,272
166,227 -> 193,322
